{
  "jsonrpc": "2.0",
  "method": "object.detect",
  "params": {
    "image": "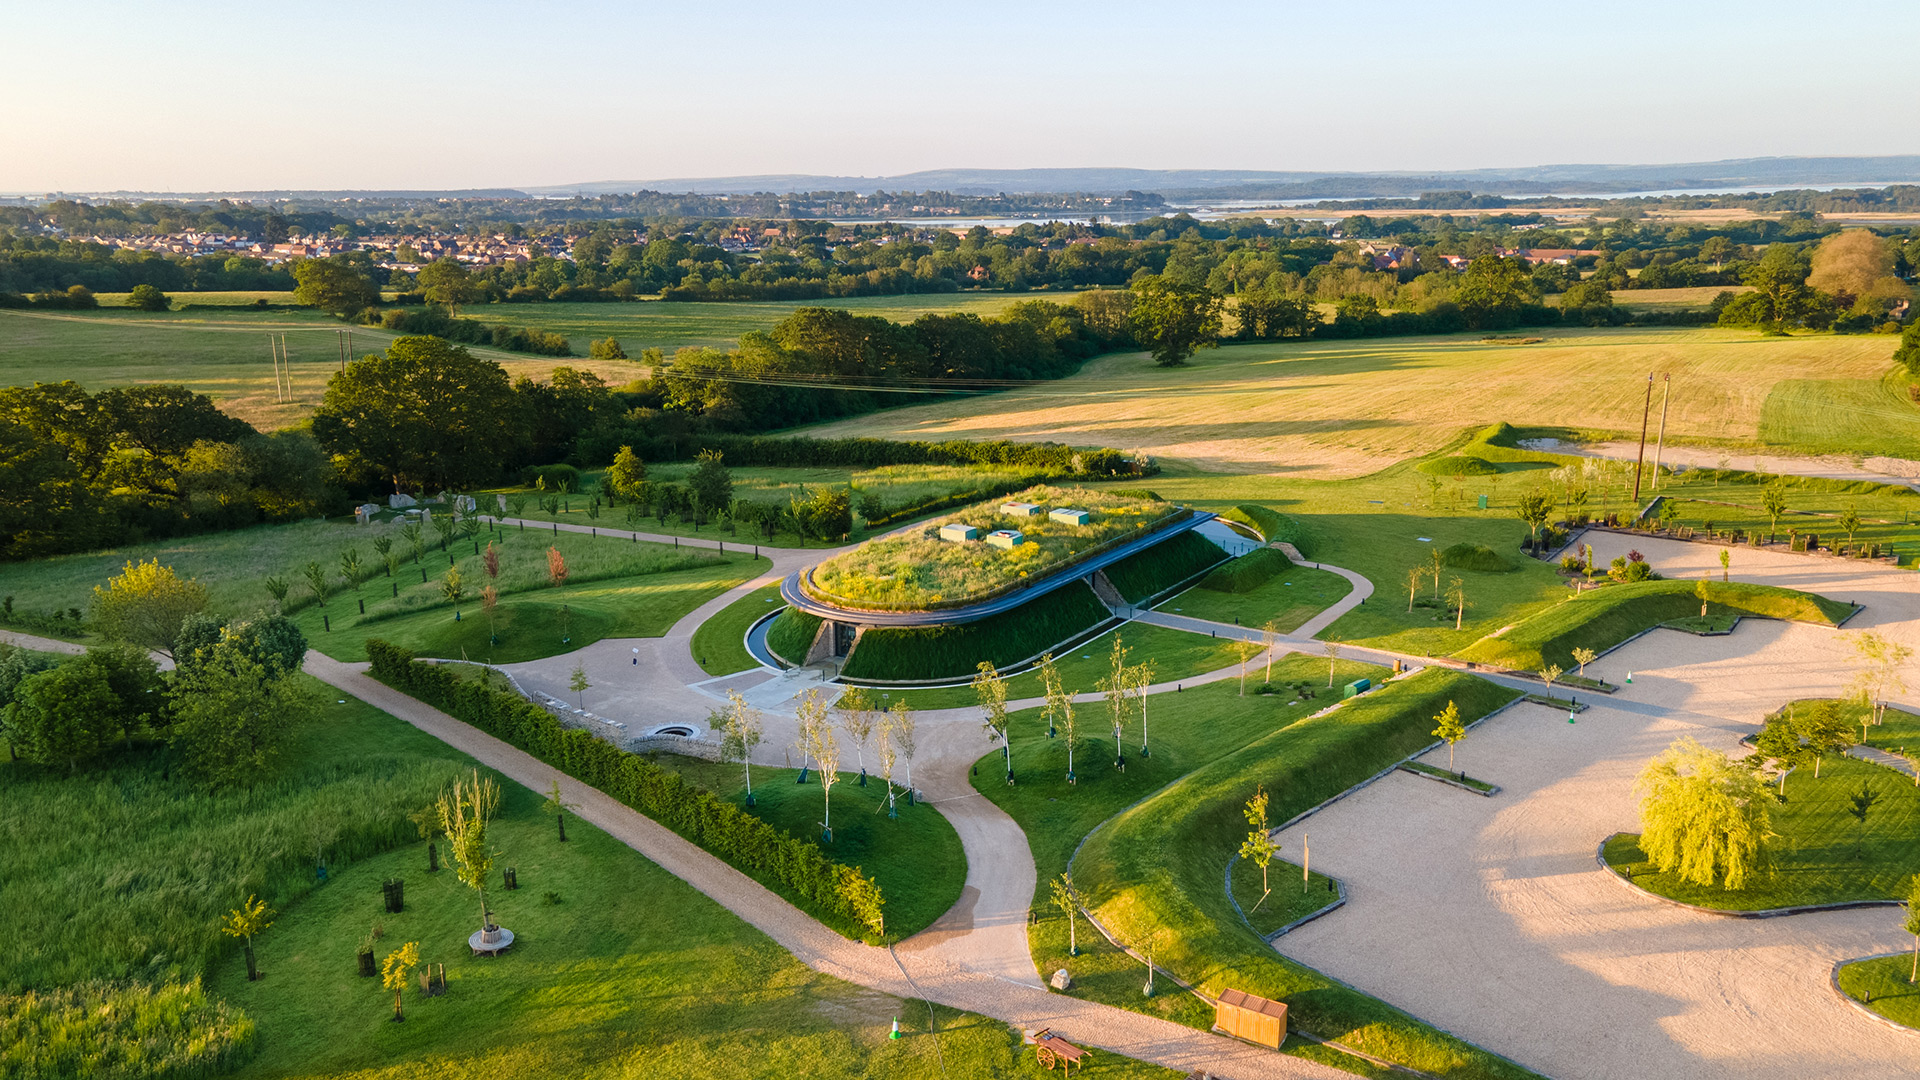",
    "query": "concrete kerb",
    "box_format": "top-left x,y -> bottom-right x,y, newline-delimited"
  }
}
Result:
1395,764 -> 1501,797
1591,834 -> 1906,919
1828,952 -> 1920,1037
1223,855 -> 1348,944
